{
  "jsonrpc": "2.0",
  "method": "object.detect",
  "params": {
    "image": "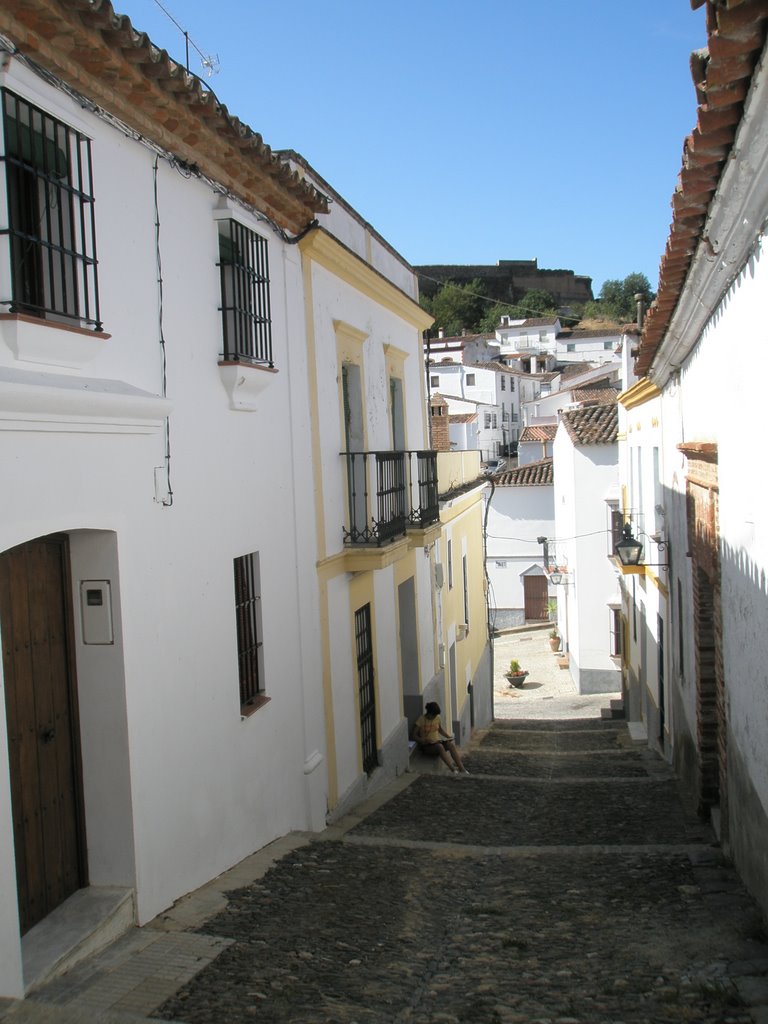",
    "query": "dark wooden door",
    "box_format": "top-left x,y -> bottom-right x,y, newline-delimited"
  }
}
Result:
0,535 -> 86,933
524,574 -> 548,621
